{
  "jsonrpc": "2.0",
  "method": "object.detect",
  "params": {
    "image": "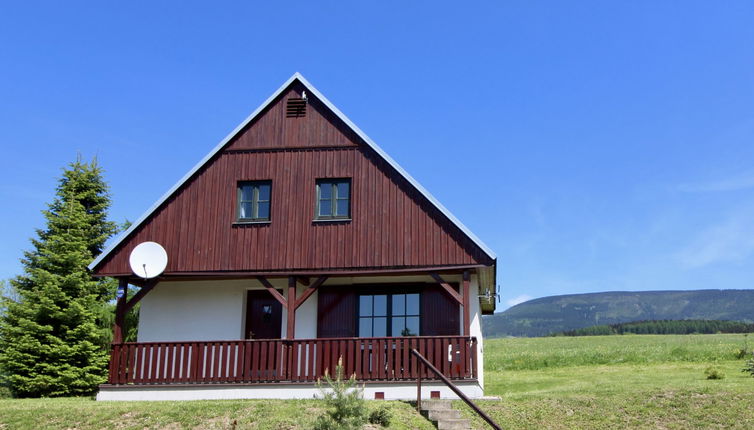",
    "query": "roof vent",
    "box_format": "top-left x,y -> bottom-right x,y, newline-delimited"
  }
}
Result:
286,97 -> 307,118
